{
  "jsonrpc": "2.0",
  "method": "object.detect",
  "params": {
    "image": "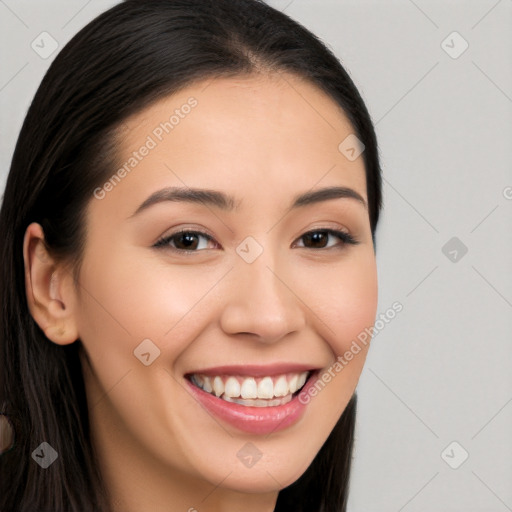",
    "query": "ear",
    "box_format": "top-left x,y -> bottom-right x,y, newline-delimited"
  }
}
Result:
23,222 -> 79,345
